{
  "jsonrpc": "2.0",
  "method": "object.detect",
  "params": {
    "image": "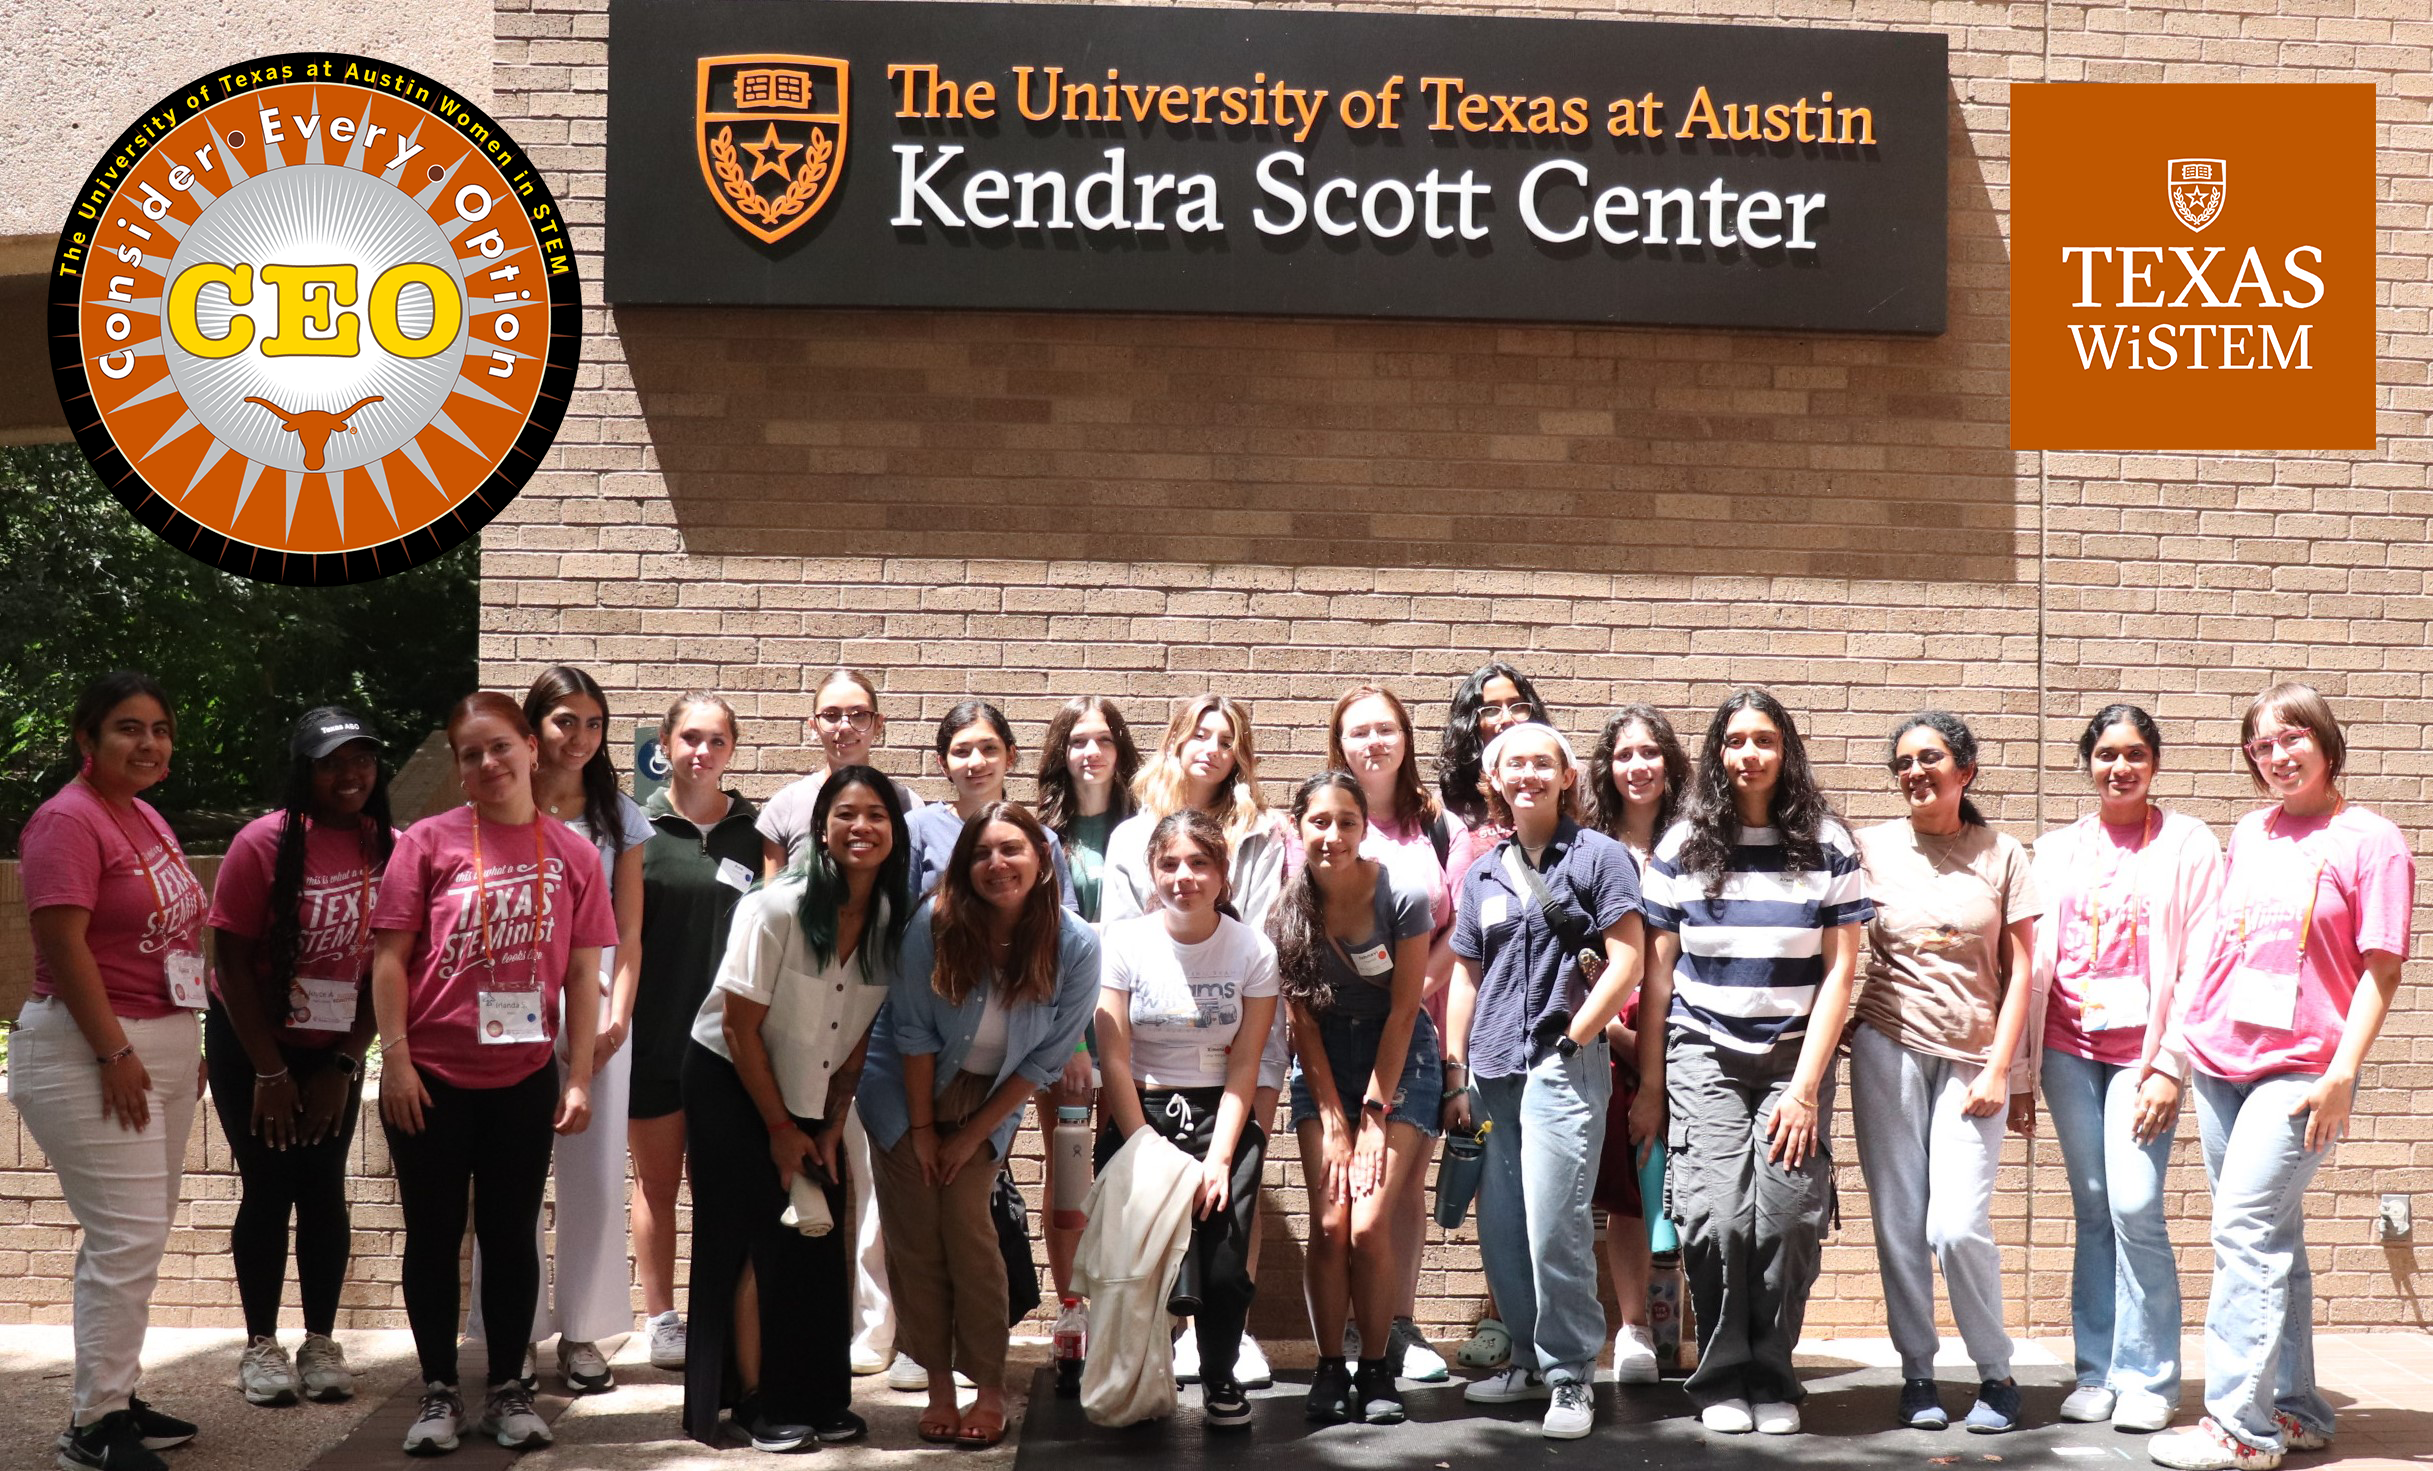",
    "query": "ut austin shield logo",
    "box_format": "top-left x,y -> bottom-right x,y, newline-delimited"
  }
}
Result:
2167,158 -> 2227,232
697,55 -> 848,244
